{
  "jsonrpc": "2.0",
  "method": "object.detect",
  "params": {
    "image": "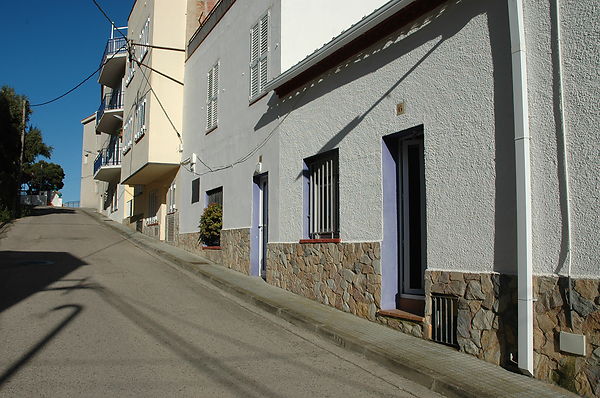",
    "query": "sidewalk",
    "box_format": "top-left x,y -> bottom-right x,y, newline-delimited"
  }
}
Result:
82,209 -> 576,398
